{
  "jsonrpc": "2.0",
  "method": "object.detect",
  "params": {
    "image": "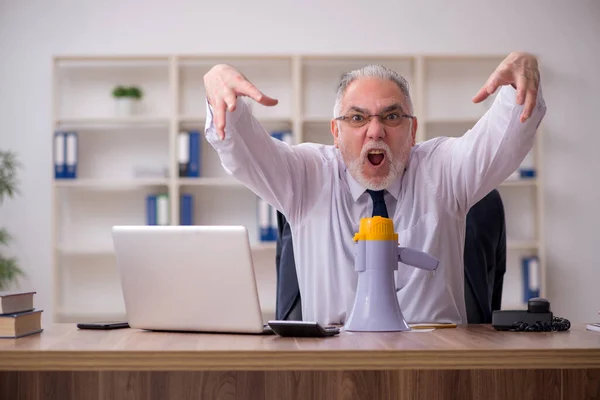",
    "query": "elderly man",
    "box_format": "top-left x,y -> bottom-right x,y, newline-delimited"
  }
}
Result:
203,52 -> 546,325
